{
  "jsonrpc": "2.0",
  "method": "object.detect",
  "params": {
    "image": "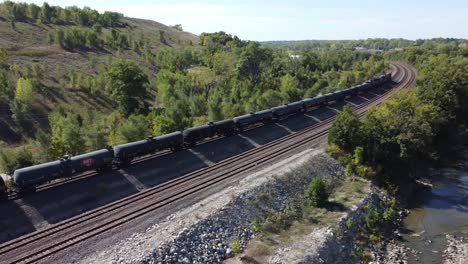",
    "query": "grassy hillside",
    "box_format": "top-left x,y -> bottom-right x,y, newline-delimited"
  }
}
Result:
0,4 -> 198,146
